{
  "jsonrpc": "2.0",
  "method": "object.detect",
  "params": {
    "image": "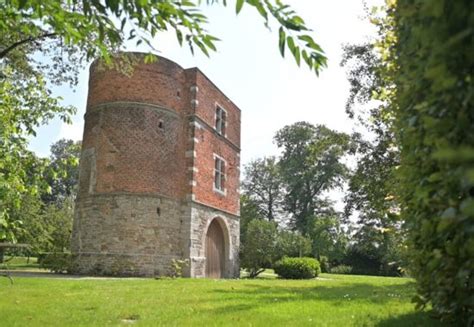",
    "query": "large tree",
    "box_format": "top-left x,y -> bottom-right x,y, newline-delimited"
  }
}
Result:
340,42 -> 404,275
241,156 -> 283,221
274,122 -> 351,235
